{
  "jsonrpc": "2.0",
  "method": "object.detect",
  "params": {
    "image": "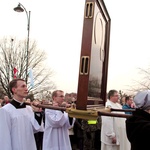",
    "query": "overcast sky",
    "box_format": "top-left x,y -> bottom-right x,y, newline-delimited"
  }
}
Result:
1,0 -> 150,94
